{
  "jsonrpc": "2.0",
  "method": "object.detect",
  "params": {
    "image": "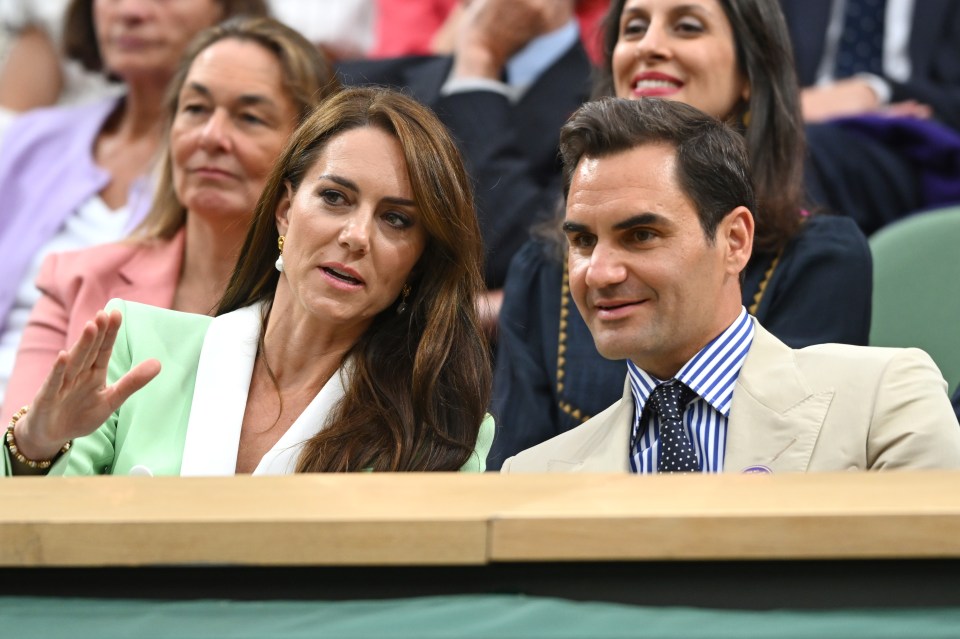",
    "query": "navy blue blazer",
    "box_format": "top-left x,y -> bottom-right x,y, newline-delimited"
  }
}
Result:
780,0 -> 960,131
488,214 -> 873,469
337,45 -> 593,289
